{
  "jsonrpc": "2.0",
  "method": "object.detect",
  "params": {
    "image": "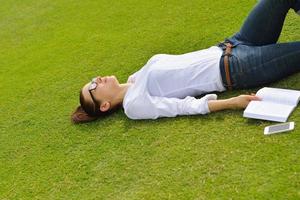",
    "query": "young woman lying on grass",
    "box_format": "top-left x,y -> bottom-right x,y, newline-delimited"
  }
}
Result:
72,0 -> 300,123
